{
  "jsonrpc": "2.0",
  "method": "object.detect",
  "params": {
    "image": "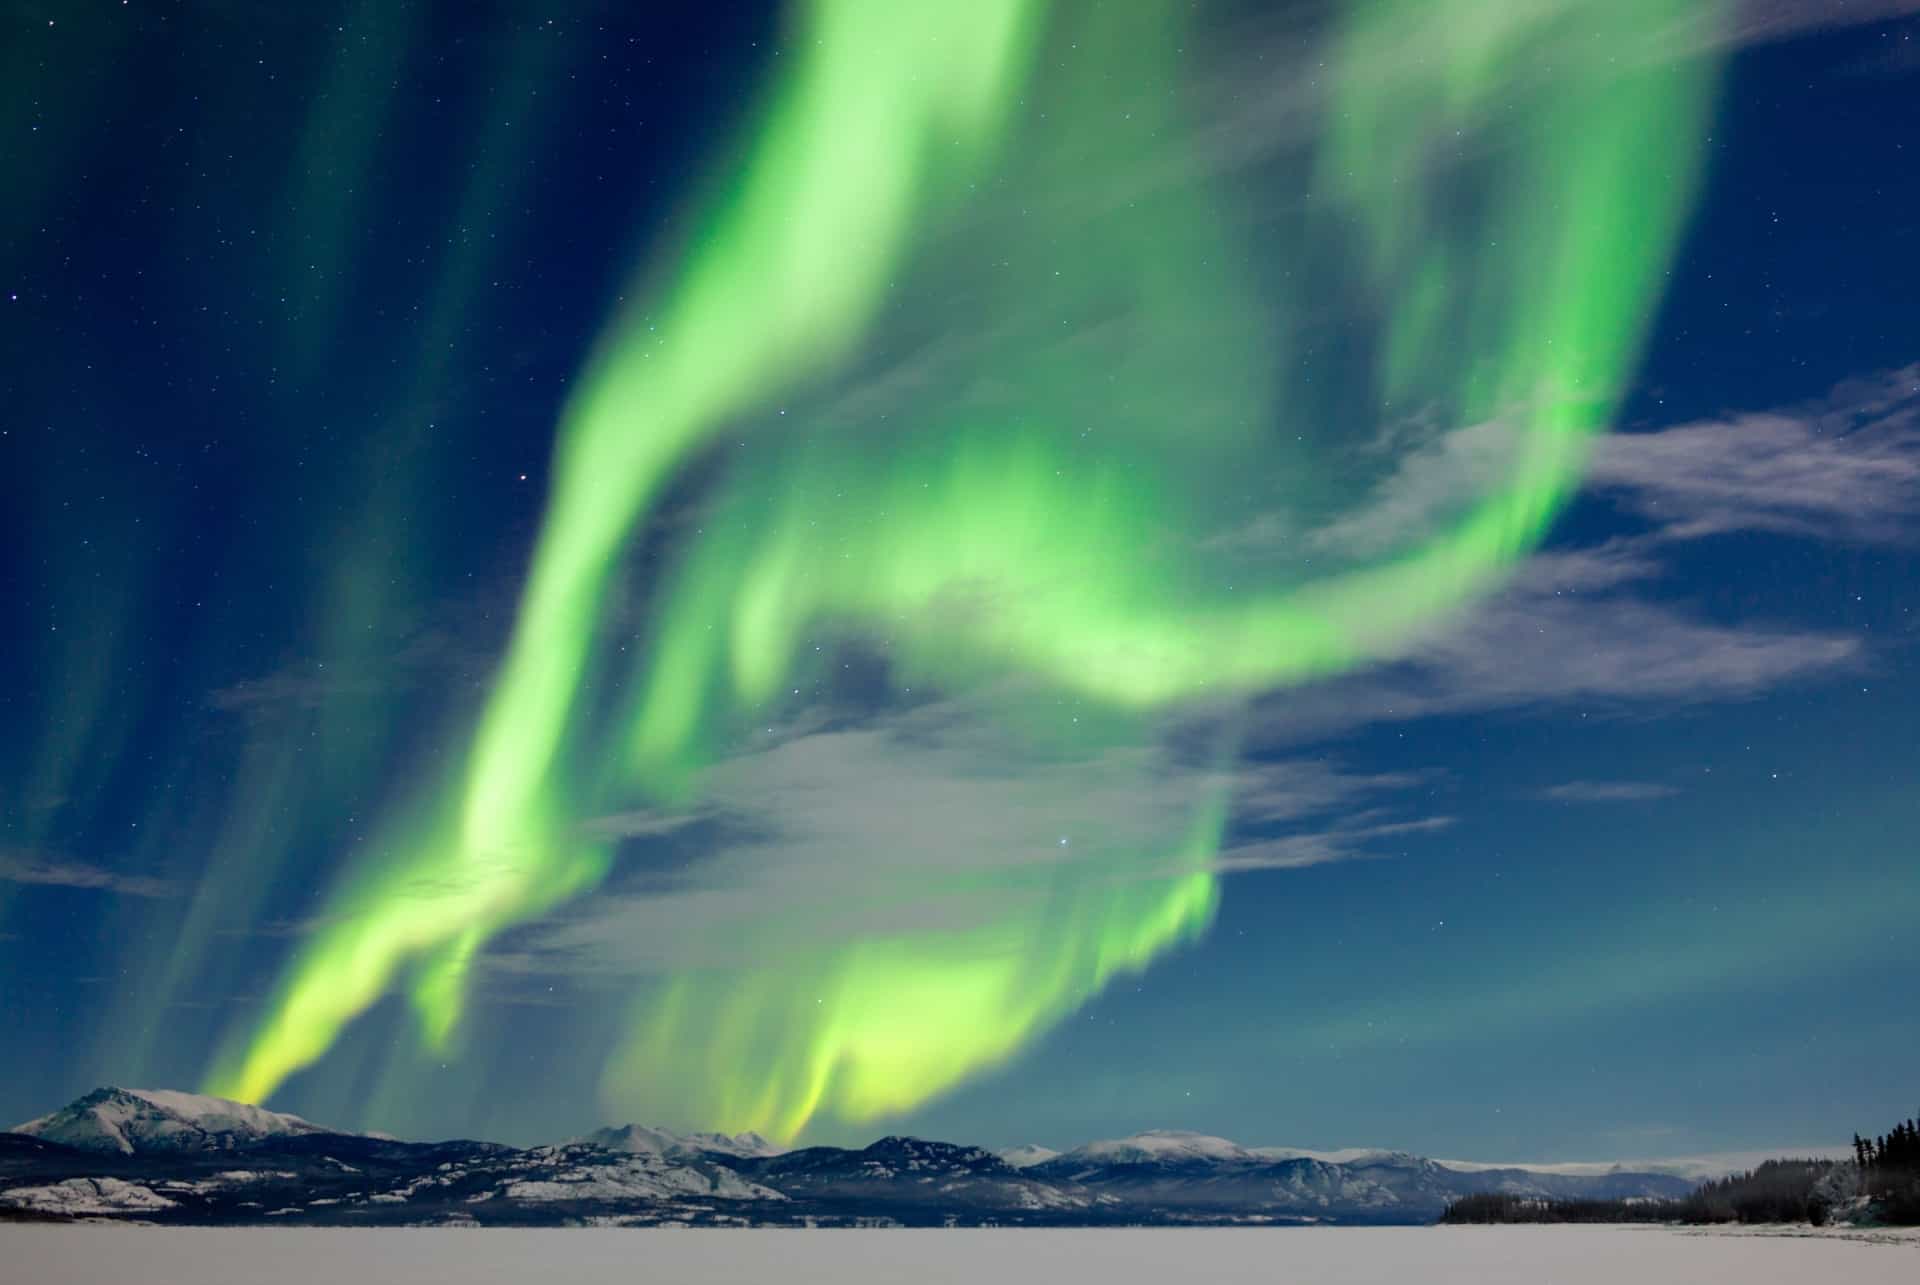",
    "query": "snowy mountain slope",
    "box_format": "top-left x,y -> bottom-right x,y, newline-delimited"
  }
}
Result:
996,1144 -> 1061,1169
578,1123 -> 784,1160
472,1144 -> 784,1204
10,1088 -> 344,1155
0,1124 -> 783,1225
0,1087 -> 1705,1226
2,1175 -> 181,1216
1250,1146 -> 1415,1164
1029,1132 -> 1693,1218
735,1136 -> 1099,1212
1056,1130 -> 1254,1168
